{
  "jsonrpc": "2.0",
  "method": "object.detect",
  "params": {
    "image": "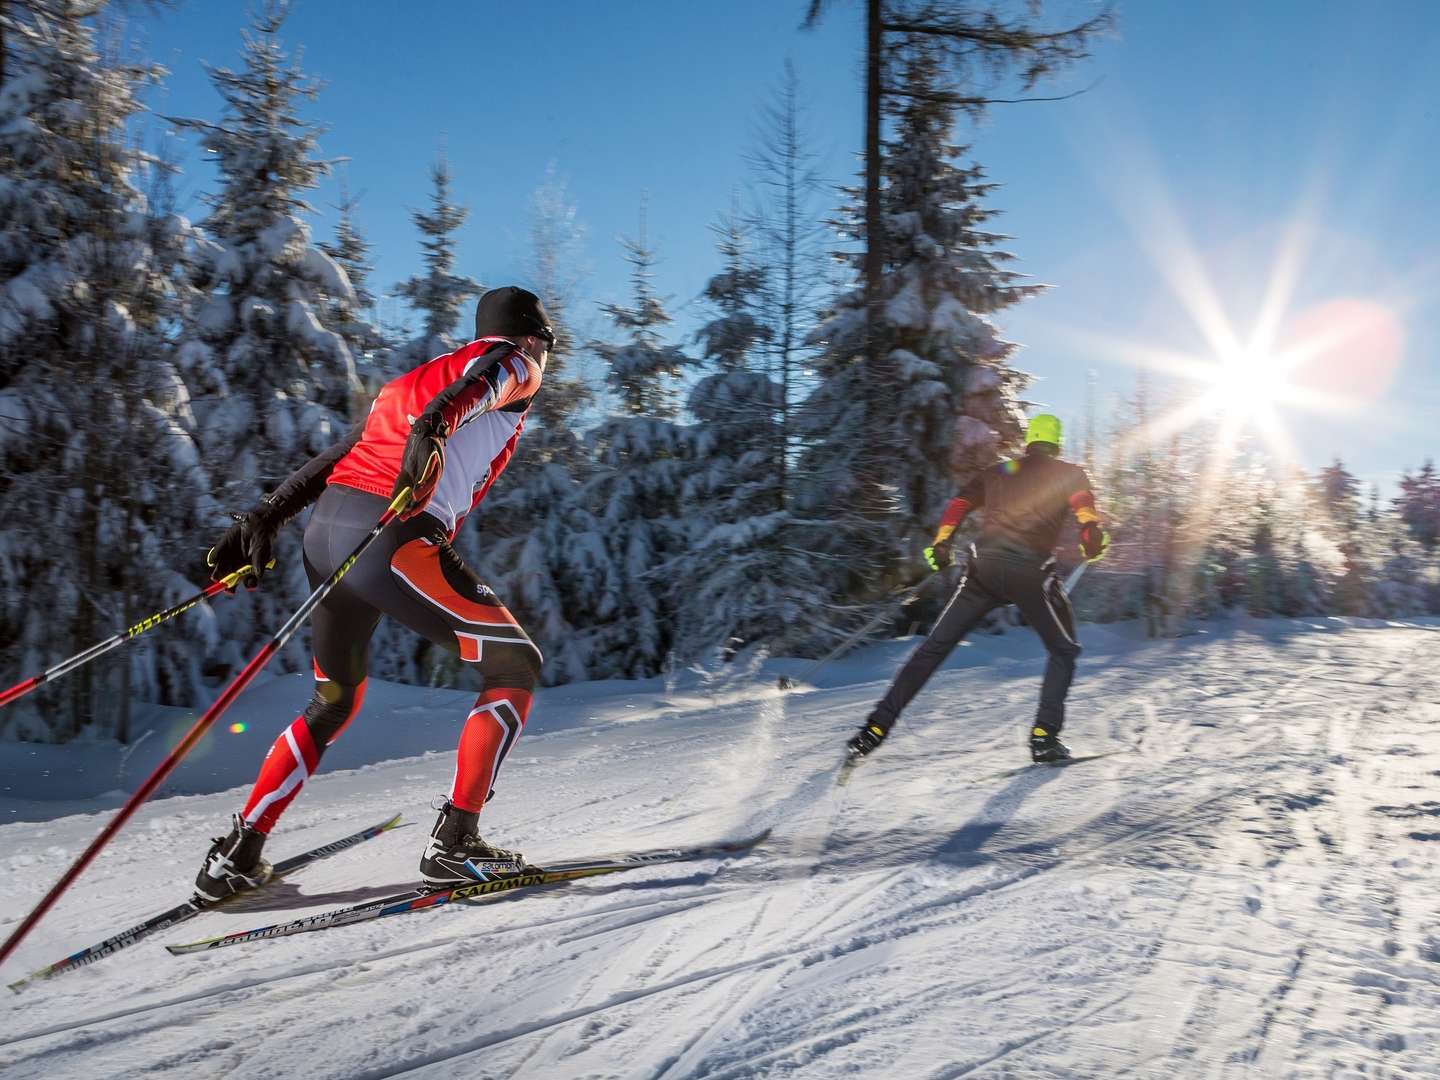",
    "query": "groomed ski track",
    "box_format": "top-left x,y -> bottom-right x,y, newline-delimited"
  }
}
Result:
4,617 -> 1440,1078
